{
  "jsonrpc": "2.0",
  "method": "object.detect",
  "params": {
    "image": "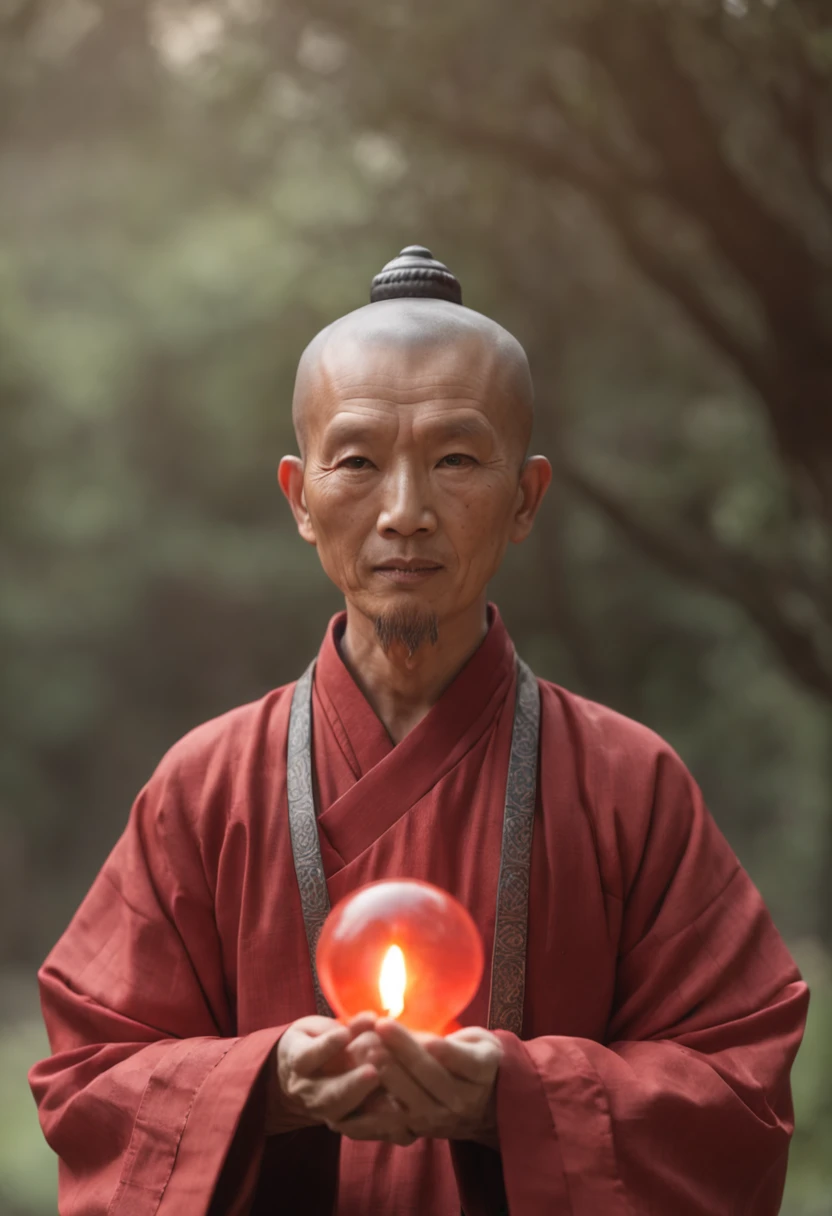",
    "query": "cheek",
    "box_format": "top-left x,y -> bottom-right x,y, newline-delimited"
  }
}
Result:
307,490 -> 374,571
447,486 -> 514,559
